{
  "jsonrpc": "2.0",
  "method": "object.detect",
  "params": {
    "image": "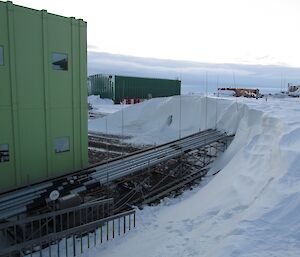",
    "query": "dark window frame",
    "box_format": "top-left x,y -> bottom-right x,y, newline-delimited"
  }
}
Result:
0,144 -> 9,163
0,45 -> 4,66
52,52 -> 68,71
54,136 -> 70,153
